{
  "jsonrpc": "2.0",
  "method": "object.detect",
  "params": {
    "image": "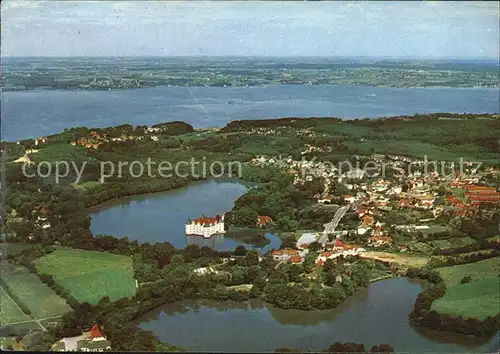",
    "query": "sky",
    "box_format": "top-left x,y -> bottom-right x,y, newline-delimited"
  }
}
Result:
1,1 -> 499,59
